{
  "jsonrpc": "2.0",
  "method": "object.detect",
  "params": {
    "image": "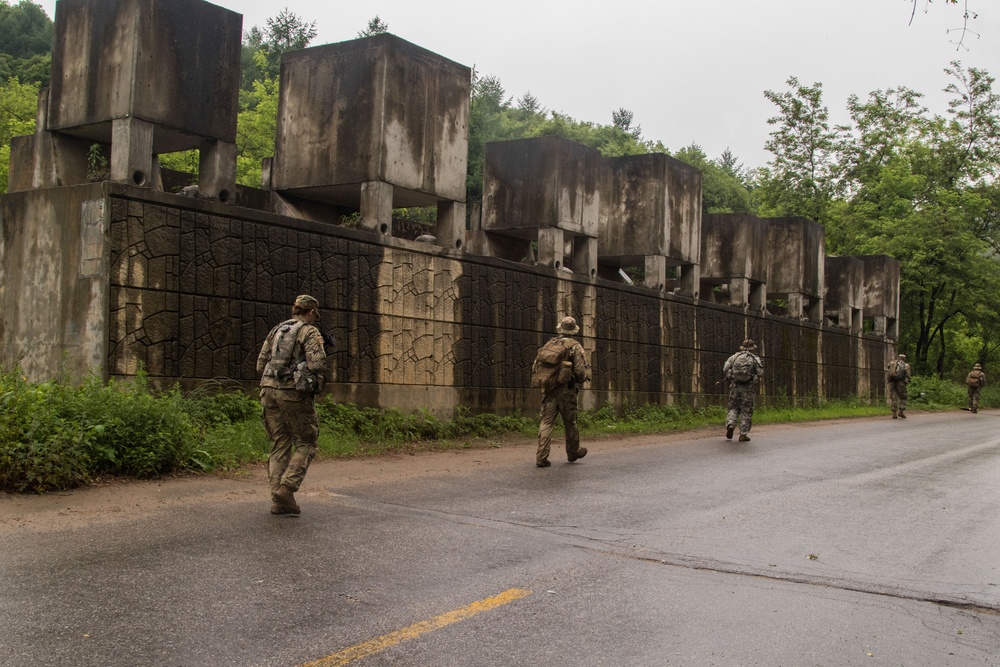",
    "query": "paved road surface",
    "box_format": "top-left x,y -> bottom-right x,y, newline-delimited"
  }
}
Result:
2,411 -> 999,666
